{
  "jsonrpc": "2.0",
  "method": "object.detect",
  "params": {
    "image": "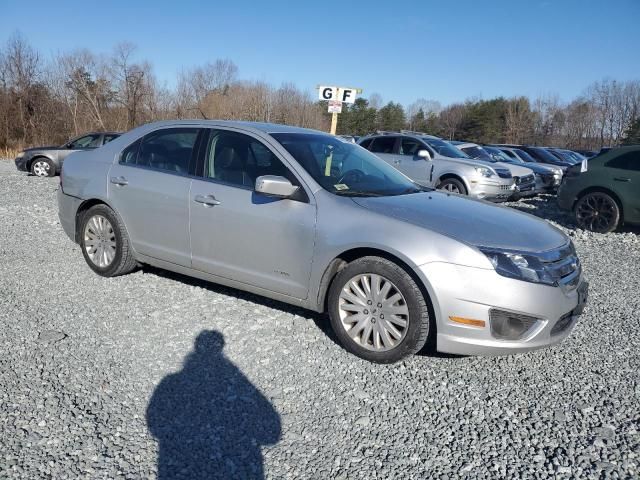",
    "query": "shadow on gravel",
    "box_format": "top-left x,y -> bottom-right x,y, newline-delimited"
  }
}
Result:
146,330 -> 281,479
